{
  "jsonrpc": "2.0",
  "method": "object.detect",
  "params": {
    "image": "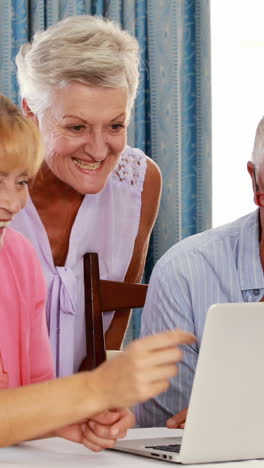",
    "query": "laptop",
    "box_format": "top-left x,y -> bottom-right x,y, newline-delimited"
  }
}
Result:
113,302 -> 264,463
